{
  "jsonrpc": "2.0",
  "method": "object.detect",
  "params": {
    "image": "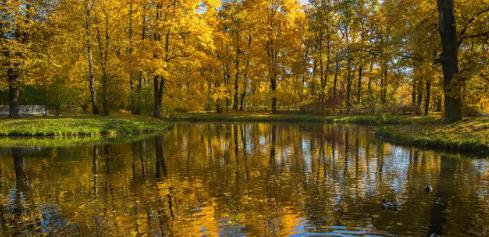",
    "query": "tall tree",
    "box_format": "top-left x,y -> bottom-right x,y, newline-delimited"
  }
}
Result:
84,0 -> 100,114
436,0 -> 462,122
